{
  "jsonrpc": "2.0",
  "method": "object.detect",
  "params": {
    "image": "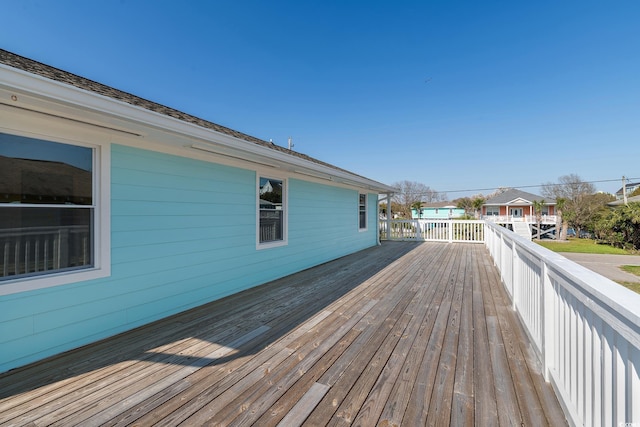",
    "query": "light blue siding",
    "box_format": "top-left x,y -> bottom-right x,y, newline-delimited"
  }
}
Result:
411,207 -> 466,219
0,144 -> 379,372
